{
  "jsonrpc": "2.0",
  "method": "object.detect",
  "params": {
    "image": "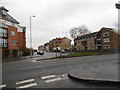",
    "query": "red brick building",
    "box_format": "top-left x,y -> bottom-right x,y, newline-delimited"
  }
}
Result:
0,6 -> 26,58
48,37 -> 71,52
74,27 -> 120,52
96,27 -> 120,50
